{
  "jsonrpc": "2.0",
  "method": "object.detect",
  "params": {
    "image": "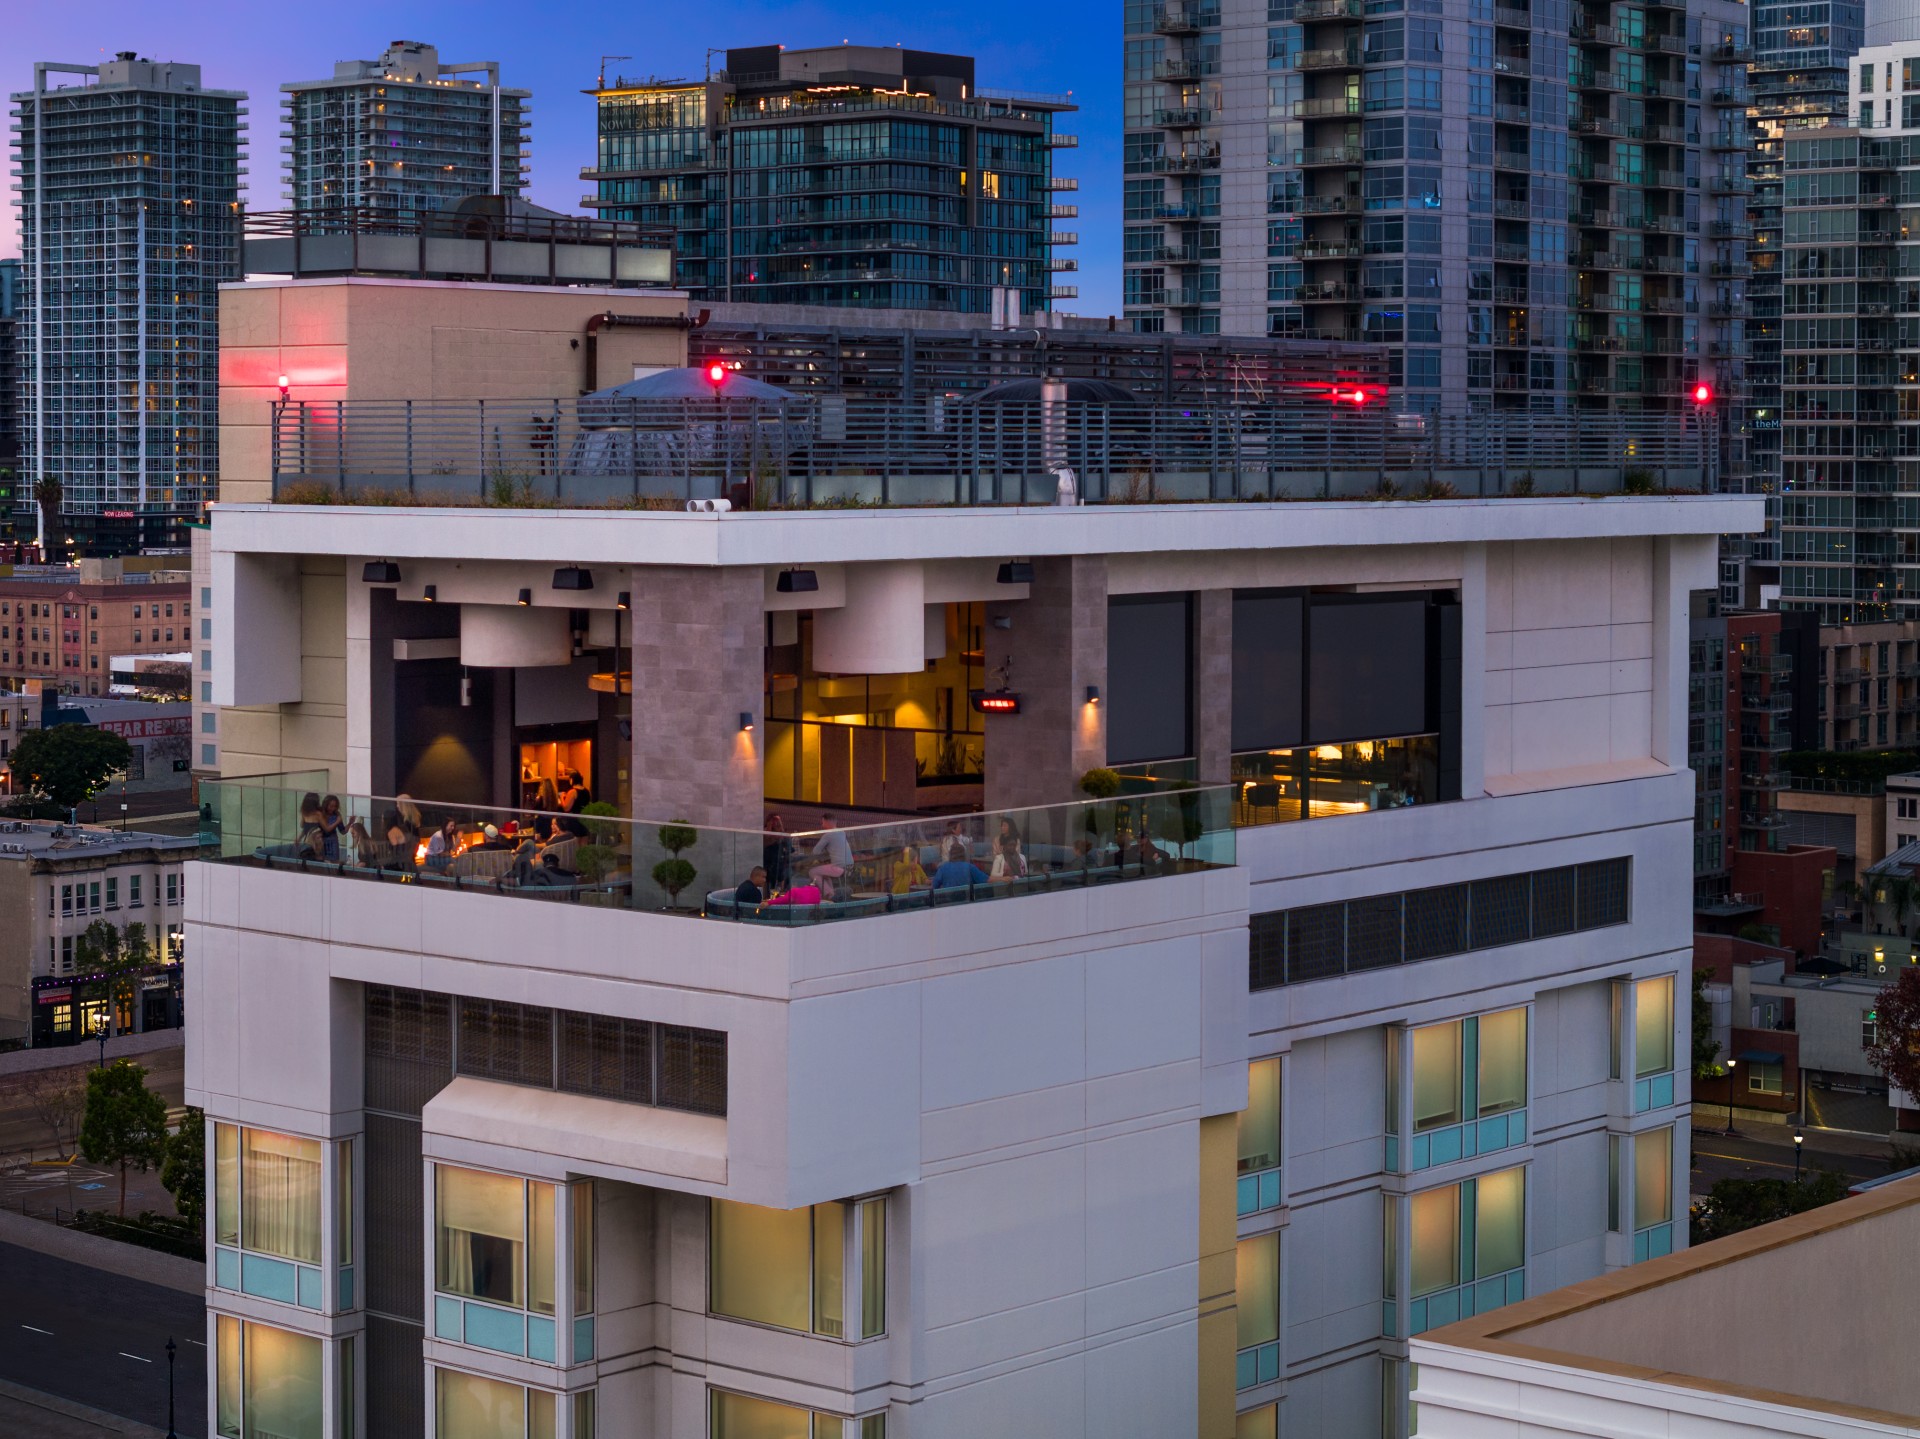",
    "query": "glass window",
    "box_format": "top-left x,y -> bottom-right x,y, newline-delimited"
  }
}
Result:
859,1198 -> 886,1339
1409,1185 -> 1459,1296
1477,1008 -> 1527,1116
572,1183 -> 595,1319
709,1390 -> 884,1438
1607,1134 -> 1622,1233
435,1369 -> 557,1439
337,1138 -> 354,1267
1411,1023 -> 1462,1131
1239,1056 -> 1282,1174
1235,1232 -> 1279,1351
1236,1404 -> 1278,1439
436,1165 -> 555,1313
215,1122 -> 239,1247
1634,1127 -> 1671,1229
710,1198 -> 873,1338
1634,976 -> 1674,1077
224,1127 -> 321,1264
215,1316 -> 323,1439
1474,1166 -> 1525,1277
